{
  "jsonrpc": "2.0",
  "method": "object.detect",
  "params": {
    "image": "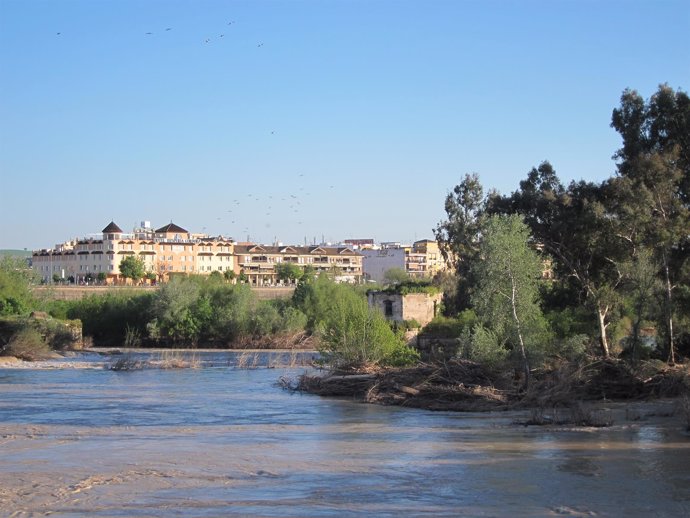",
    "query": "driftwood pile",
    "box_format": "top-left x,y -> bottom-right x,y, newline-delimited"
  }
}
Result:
294,360 -> 512,412
290,359 -> 690,412
523,359 -> 690,409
